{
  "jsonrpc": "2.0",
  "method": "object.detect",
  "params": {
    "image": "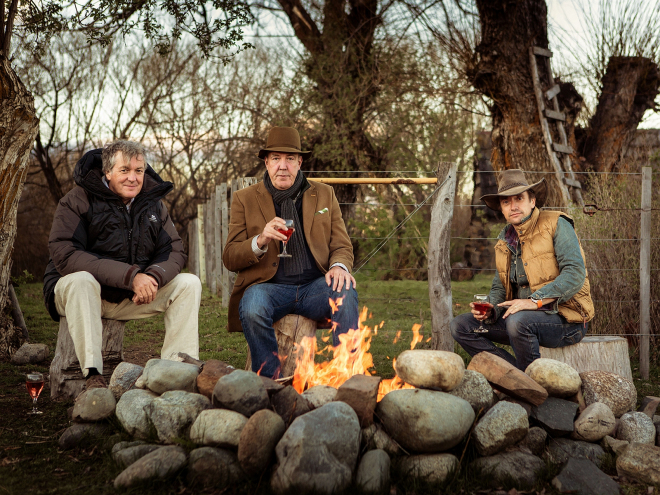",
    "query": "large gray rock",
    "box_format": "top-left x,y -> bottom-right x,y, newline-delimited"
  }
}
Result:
377,389 -> 474,453
137,358 -> 199,395
113,444 -> 162,468
517,426 -> 547,456
398,454 -> 458,484
72,388 -> 116,422
572,402 -> 616,442
238,409 -> 286,477
271,401 -> 361,495
10,343 -> 49,365
394,350 -> 465,391
448,369 -> 496,415
114,445 -> 187,489
531,397 -> 579,437
525,358 -> 581,398
580,370 -> 636,417
361,424 -> 402,456
616,412 -> 656,444
271,386 -> 311,426
109,362 -> 144,400
189,409 -> 247,448
213,370 -> 269,417
472,451 -> 545,488
187,447 -> 245,489
552,457 -> 620,495
145,390 -> 211,443
616,443 -> 660,485
473,401 -> 528,456
302,385 -> 337,409
545,438 -> 606,468
58,423 -> 108,450
355,449 -> 390,495
116,389 -> 159,439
